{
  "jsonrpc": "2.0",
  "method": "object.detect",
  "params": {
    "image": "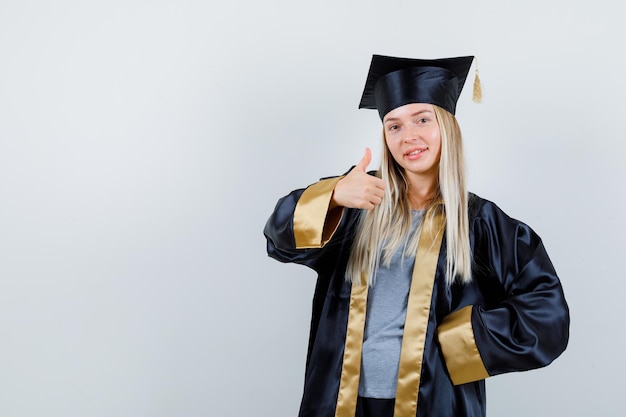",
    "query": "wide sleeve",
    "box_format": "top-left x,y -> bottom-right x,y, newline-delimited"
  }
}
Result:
264,176 -> 347,269
438,202 -> 570,385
